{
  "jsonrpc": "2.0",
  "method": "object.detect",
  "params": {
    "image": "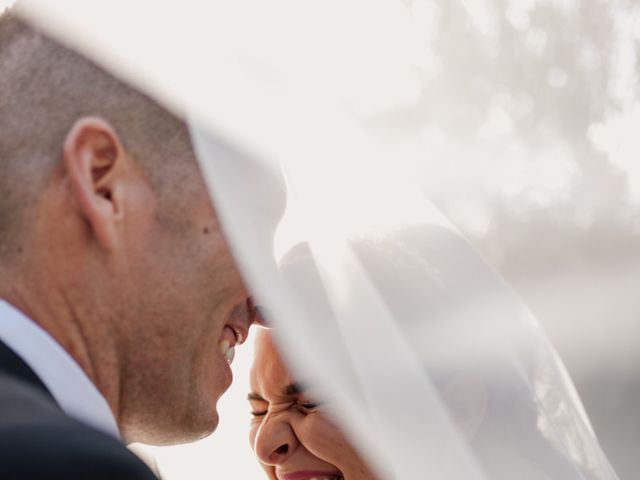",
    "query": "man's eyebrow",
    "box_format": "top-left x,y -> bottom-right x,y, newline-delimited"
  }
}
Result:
247,392 -> 265,401
283,382 -> 307,396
